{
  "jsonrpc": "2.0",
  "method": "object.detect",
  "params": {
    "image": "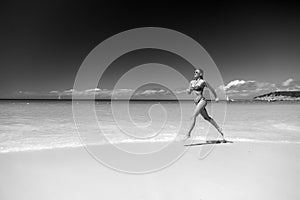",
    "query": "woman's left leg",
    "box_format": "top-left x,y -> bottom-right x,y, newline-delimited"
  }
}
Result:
200,107 -> 225,140
183,99 -> 207,140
